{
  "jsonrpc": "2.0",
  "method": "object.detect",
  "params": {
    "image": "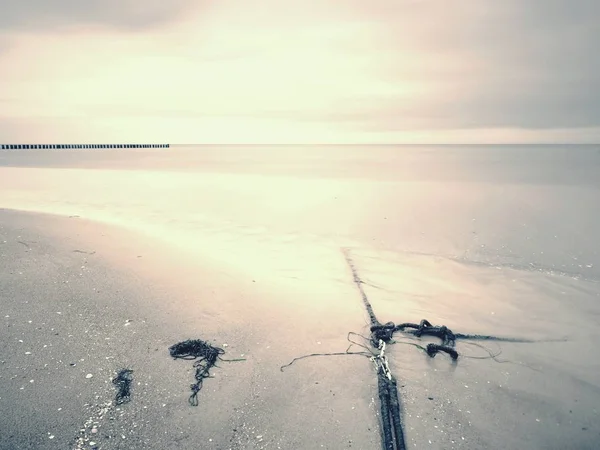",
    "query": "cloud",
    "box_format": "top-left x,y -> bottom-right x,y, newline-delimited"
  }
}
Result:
359,0 -> 600,130
0,0 -> 599,142
0,0 -> 201,32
